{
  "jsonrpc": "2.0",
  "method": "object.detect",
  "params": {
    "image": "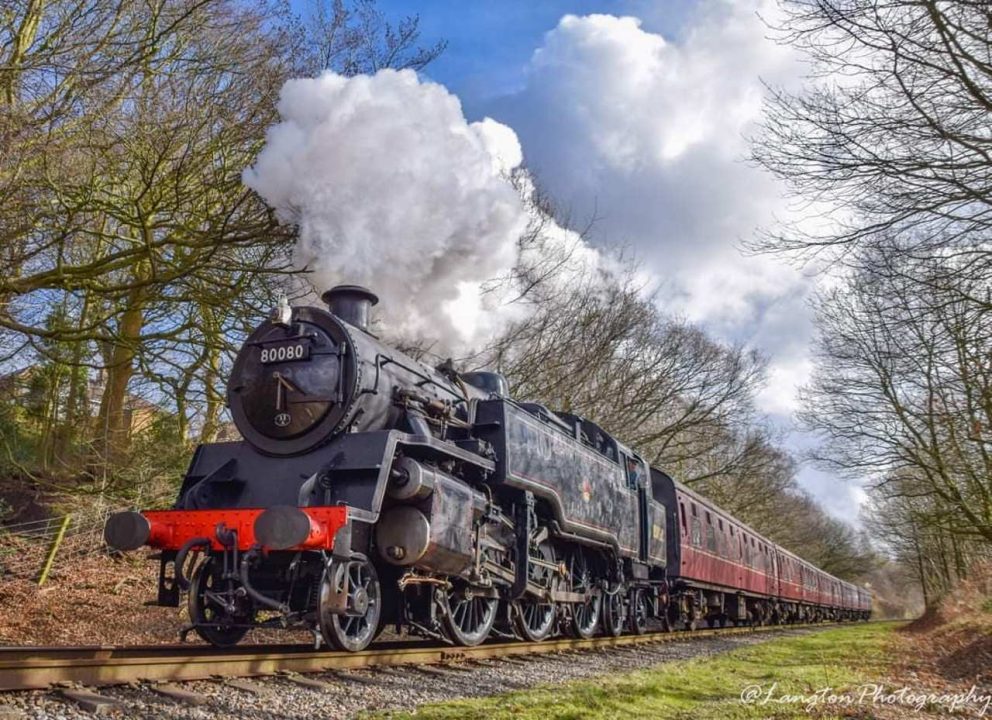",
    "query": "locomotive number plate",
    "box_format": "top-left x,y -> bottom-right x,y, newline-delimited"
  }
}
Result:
259,341 -> 310,364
